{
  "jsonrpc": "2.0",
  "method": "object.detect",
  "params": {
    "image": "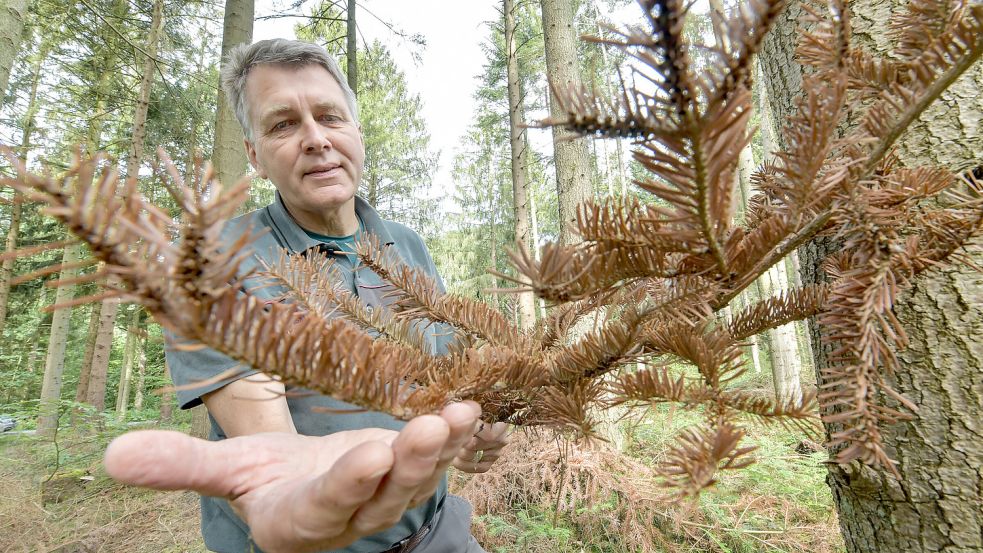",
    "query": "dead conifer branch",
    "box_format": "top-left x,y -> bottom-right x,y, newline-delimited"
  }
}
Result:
3,0 -> 981,498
